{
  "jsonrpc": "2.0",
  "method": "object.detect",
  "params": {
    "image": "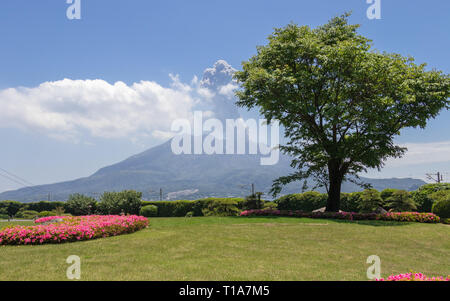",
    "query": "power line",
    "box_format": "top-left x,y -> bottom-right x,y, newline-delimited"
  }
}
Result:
0,167 -> 35,187
426,172 -> 444,184
0,171 -> 29,187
